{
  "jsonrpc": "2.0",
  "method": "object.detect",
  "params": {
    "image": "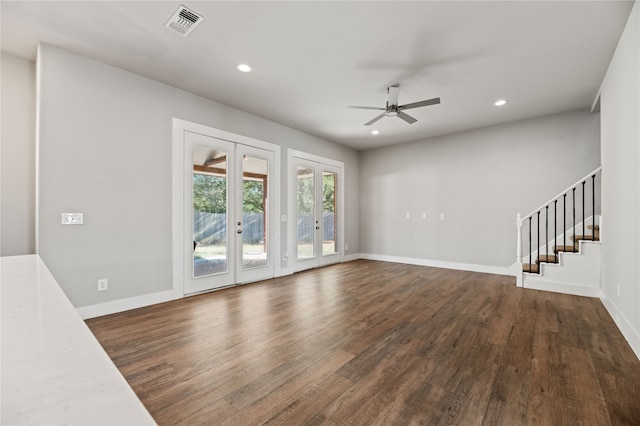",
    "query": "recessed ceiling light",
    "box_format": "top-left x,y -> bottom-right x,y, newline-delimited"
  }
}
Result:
237,64 -> 252,73
371,130 -> 380,135
494,99 -> 507,106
